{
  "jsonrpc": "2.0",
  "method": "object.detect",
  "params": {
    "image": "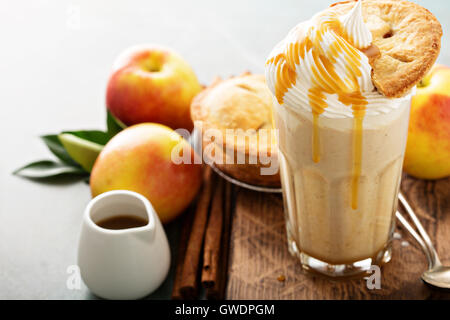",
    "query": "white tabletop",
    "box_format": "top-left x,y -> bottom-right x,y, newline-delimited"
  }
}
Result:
1,0 -> 449,299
